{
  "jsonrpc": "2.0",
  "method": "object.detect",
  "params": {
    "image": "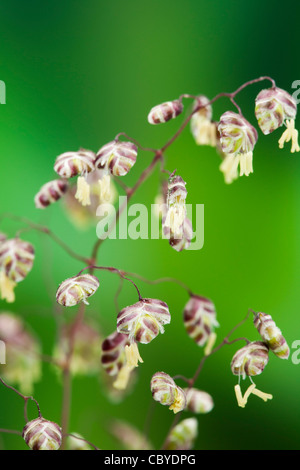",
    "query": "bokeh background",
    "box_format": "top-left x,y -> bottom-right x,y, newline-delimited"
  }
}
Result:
0,0 -> 299,450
